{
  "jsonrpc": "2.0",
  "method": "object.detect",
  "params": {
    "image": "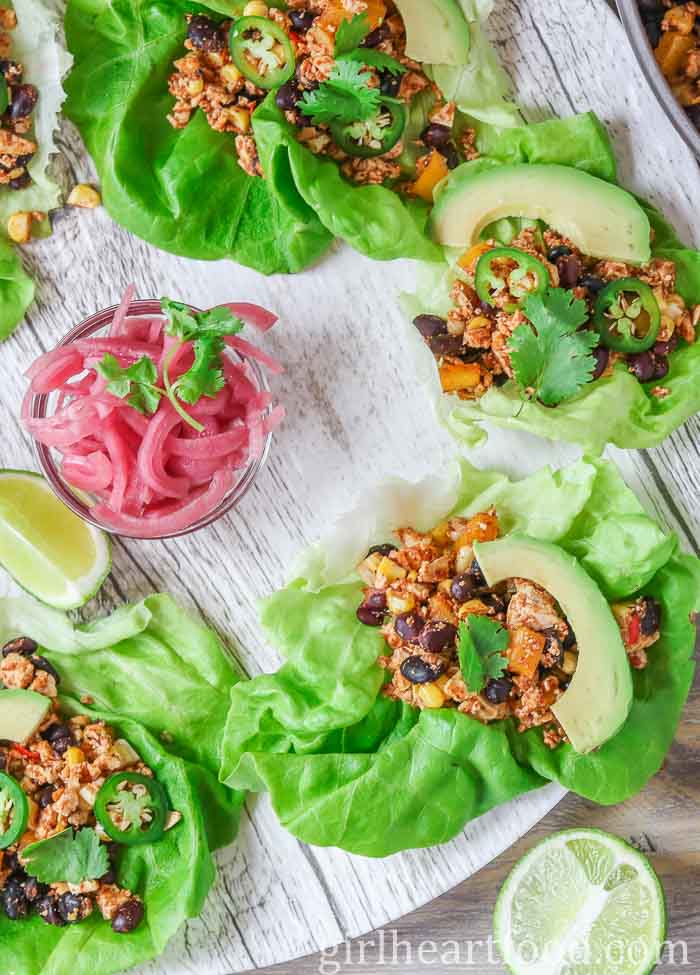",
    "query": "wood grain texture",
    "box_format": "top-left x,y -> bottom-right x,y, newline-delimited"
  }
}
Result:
0,0 -> 697,971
